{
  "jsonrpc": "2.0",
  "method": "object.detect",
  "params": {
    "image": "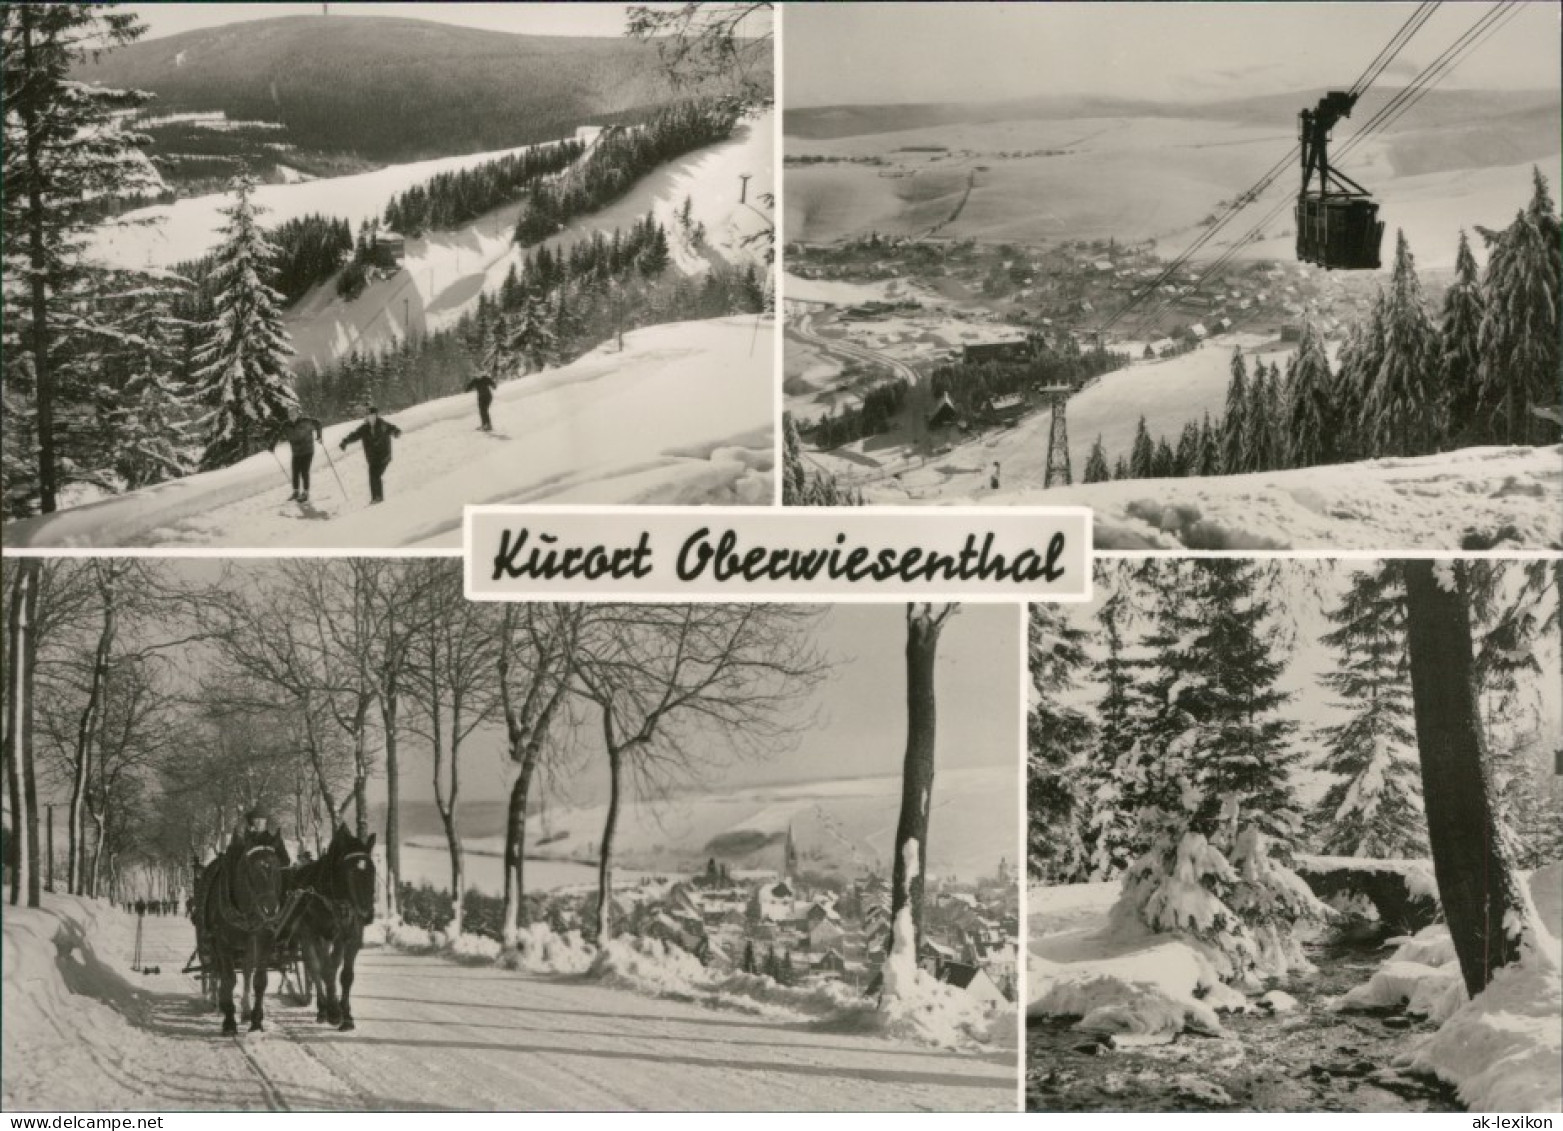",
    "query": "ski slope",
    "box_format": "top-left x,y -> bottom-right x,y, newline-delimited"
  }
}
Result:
86,134 -> 596,271
286,111 -> 774,372
1,897 -> 1014,1112
2,317 -> 774,550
